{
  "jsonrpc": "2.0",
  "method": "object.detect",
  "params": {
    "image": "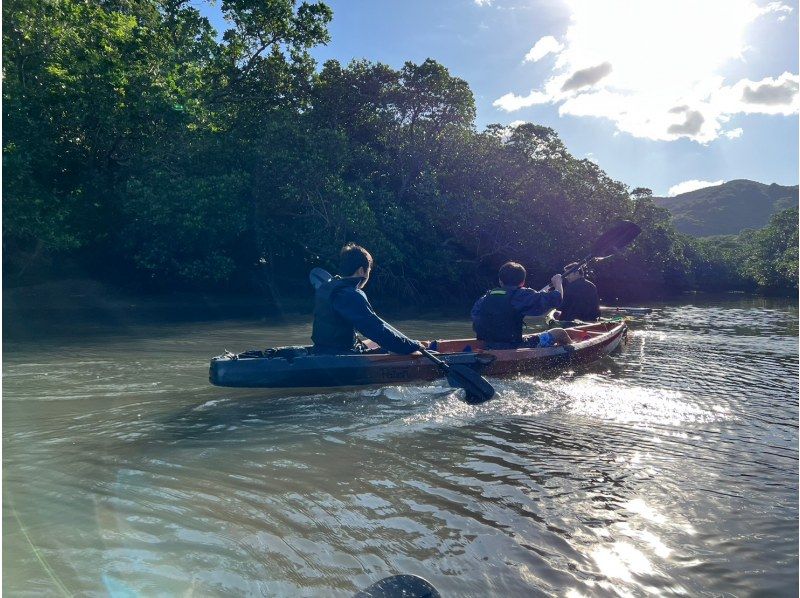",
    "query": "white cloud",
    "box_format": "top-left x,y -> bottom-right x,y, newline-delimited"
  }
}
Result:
493,90 -> 550,111
741,74 -> 799,105
713,72 -> 800,116
524,36 -> 564,63
725,127 -> 744,138
508,120 -> 527,127
668,179 -> 725,196
756,1 -> 793,17
474,0 -> 492,5
494,0 -> 799,143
